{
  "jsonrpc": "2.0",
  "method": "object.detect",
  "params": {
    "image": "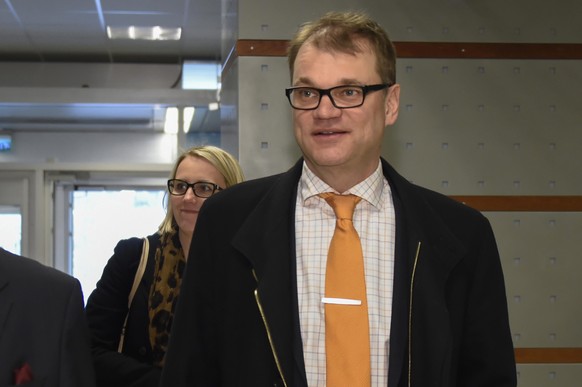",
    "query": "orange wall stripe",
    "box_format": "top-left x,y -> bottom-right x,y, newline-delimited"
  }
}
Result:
515,348 -> 582,364
236,39 -> 289,57
234,40 -> 582,59
449,196 -> 582,212
394,42 -> 582,59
